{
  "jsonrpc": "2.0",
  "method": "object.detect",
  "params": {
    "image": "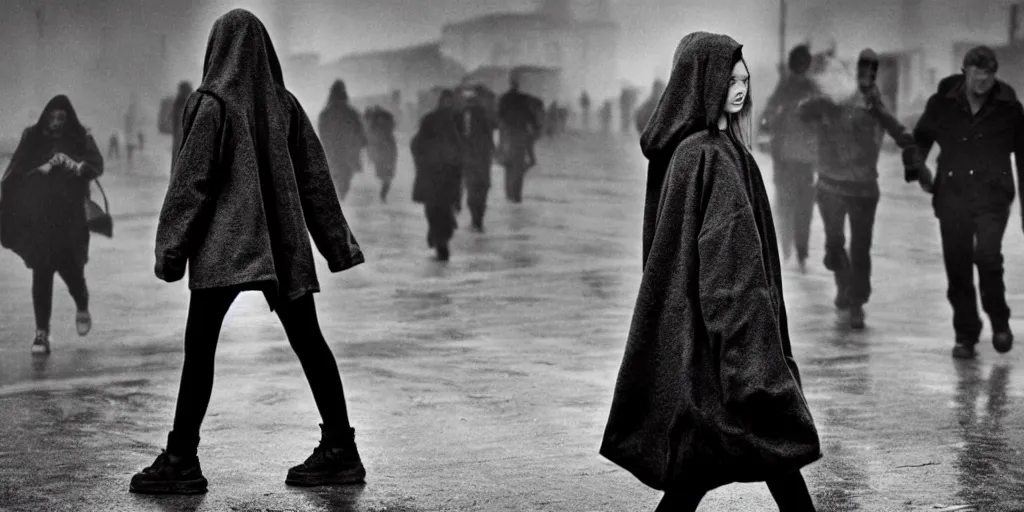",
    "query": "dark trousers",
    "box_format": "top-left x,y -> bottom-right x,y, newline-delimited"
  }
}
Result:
816,188 -> 879,309
33,262 -> 89,331
504,163 -> 526,203
938,208 -> 1012,340
774,160 -> 816,262
465,184 -> 489,227
166,290 -> 351,457
333,171 -> 354,201
655,471 -> 815,511
425,202 -> 458,248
